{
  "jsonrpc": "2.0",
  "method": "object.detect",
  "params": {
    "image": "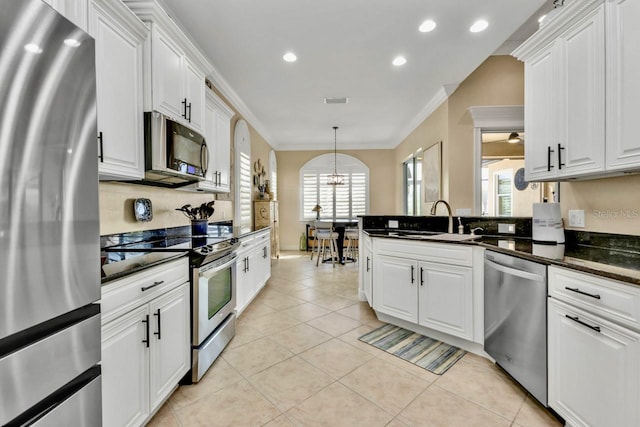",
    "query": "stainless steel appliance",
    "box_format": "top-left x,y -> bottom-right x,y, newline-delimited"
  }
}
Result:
102,230 -> 240,384
144,111 -> 207,186
190,244 -> 239,383
484,250 -> 548,405
0,1 -> 101,425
